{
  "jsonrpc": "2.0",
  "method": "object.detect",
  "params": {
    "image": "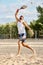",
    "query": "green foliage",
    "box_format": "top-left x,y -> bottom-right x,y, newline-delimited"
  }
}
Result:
36,6 -> 43,24
0,25 -> 4,34
30,20 -> 36,30
30,6 -> 43,30
4,23 -> 10,34
30,6 -> 43,38
11,23 -> 18,38
37,6 -> 43,14
0,22 -> 18,39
